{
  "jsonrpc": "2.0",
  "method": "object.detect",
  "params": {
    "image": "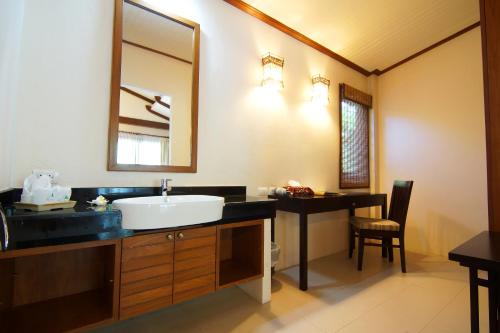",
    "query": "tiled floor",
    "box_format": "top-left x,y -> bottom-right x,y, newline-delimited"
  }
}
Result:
94,247 -> 489,333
